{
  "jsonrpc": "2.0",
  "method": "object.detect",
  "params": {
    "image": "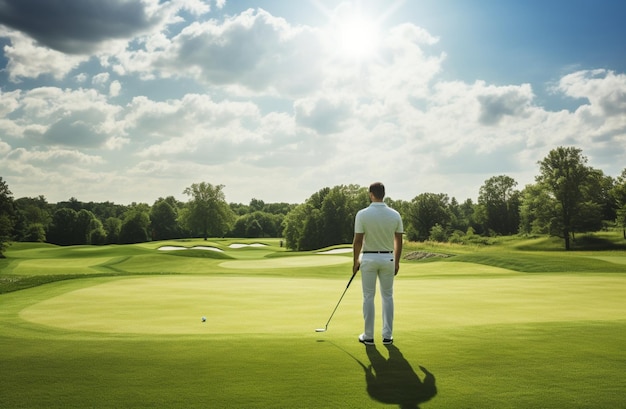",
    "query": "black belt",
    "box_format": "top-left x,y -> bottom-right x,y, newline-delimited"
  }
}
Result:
363,251 -> 393,254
